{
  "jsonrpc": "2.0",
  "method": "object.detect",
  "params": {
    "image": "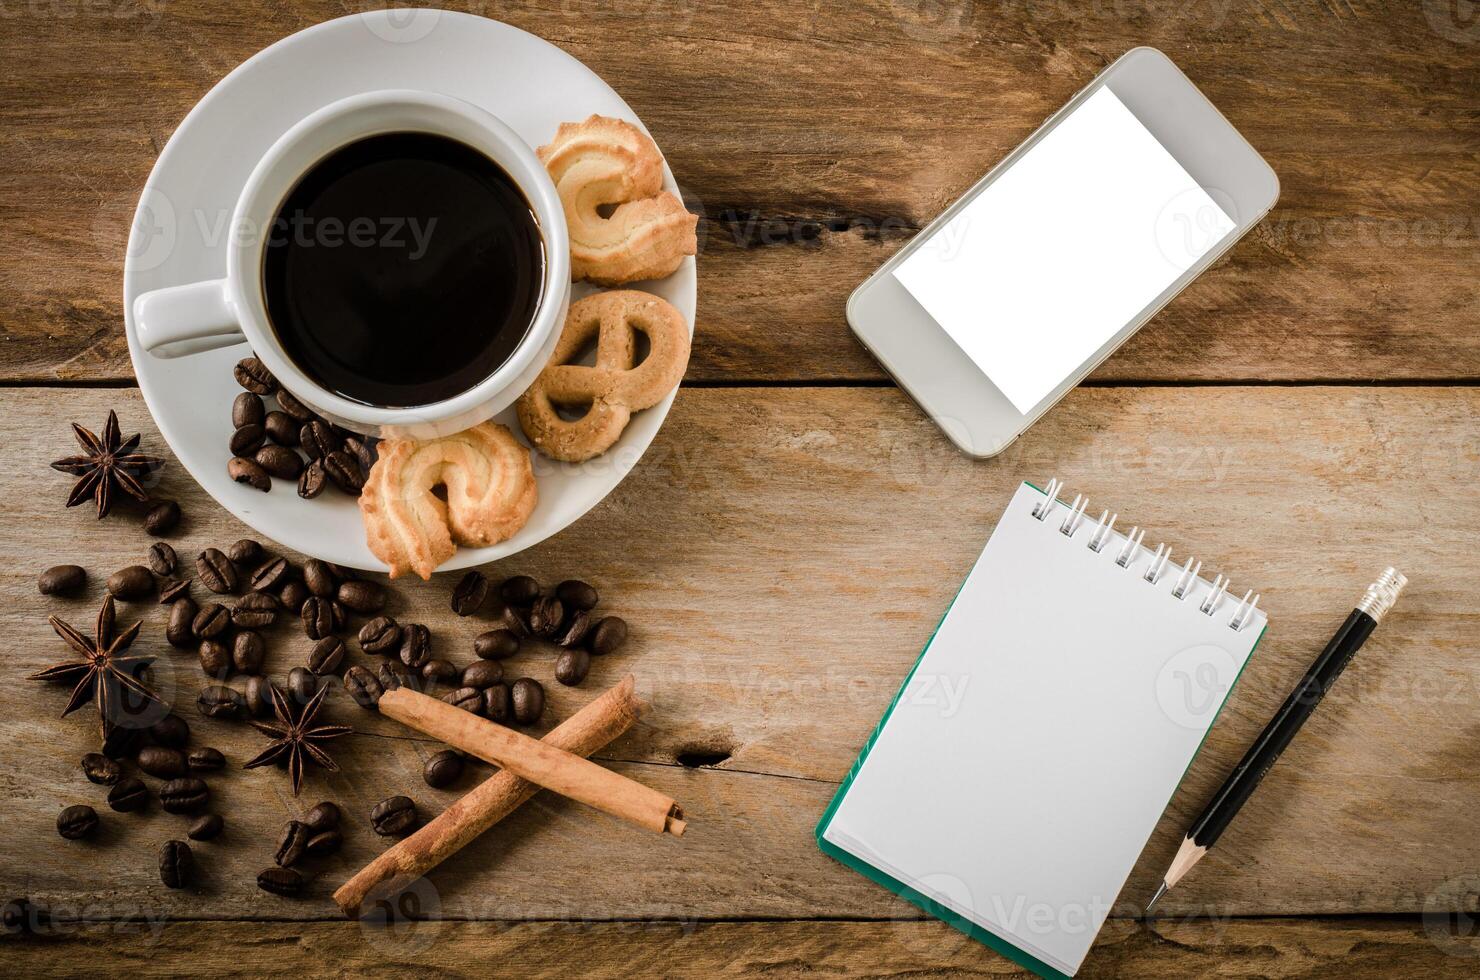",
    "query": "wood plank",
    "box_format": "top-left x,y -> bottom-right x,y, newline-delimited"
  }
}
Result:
1,386 -> 1475,922
1,2 -> 1475,382
3,918 -> 1476,978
